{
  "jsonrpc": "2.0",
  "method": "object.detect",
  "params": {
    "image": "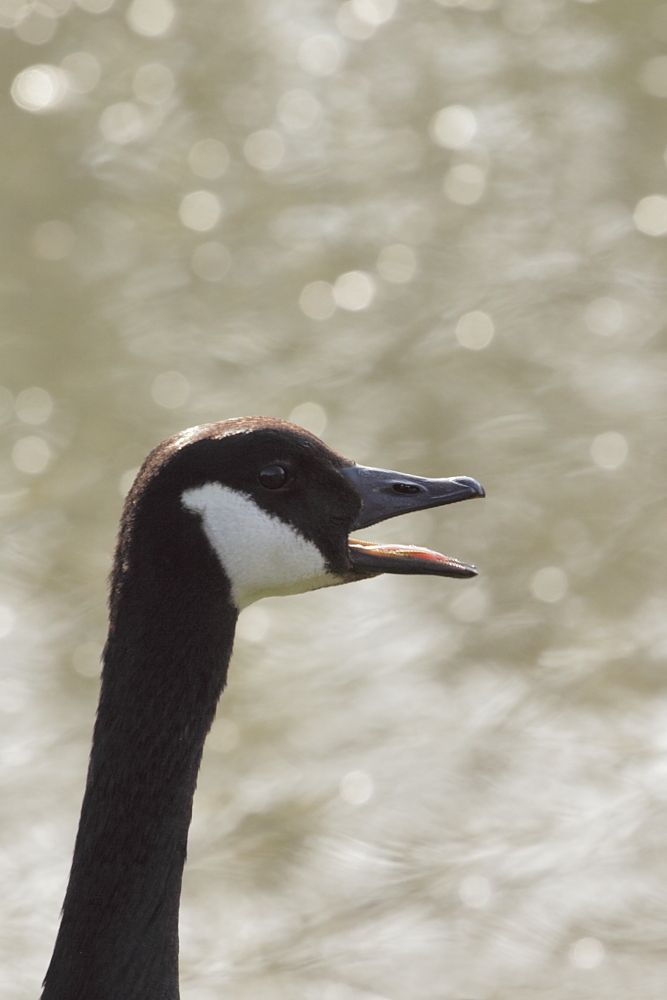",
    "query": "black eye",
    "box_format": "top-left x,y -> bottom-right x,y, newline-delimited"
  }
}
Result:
258,464 -> 290,489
